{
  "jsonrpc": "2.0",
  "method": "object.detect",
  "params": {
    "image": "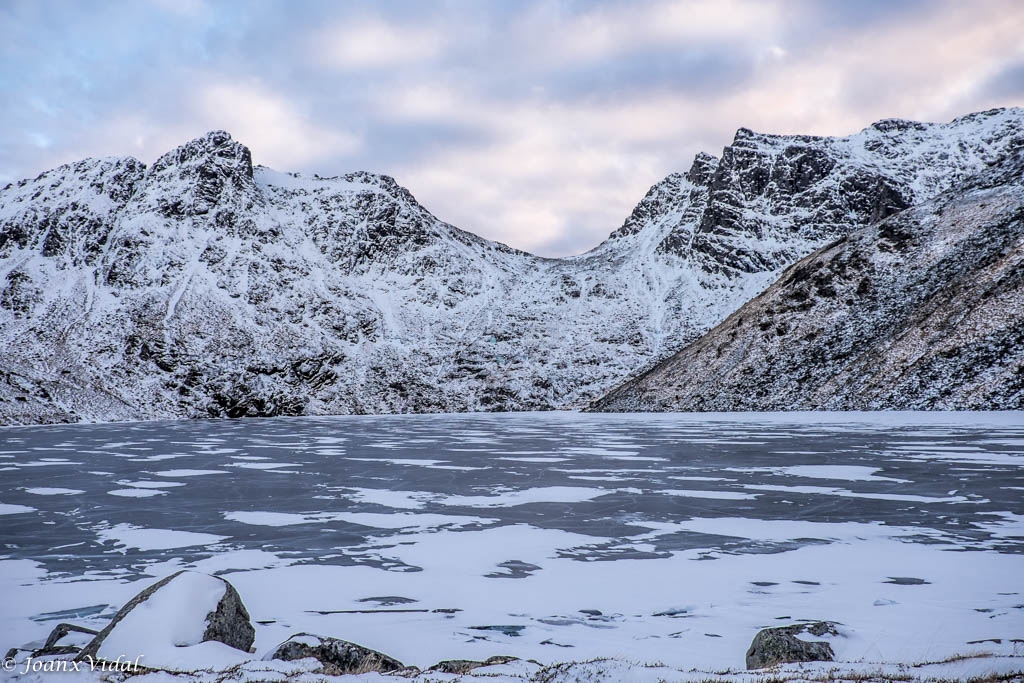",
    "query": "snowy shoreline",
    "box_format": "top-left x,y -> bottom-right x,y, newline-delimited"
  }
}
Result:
4,564 -> 1023,683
